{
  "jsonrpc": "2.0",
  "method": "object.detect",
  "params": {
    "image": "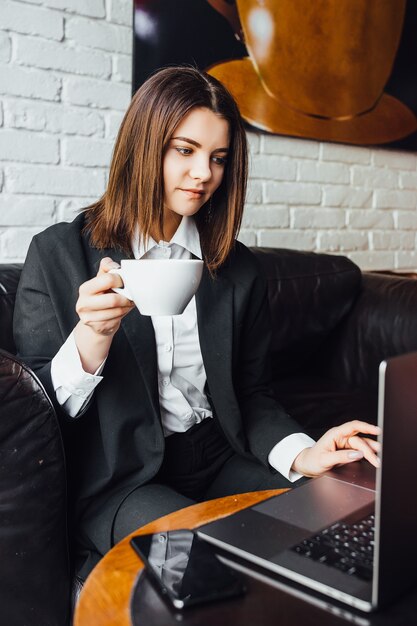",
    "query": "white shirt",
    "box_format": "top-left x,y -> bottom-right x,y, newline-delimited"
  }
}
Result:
50,216 -> 314,481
